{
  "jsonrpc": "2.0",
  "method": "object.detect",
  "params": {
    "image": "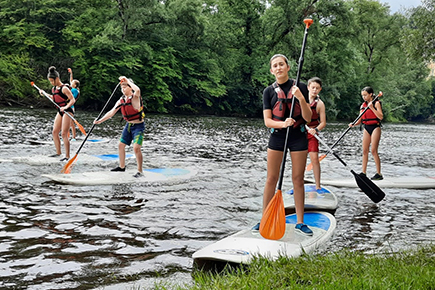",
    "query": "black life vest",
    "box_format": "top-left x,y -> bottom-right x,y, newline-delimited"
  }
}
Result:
271,81 -> 304,129
51,84 -> 71,107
